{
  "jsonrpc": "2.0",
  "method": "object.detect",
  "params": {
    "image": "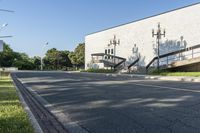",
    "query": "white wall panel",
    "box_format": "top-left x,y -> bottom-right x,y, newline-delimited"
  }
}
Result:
85,4 -> 200,69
